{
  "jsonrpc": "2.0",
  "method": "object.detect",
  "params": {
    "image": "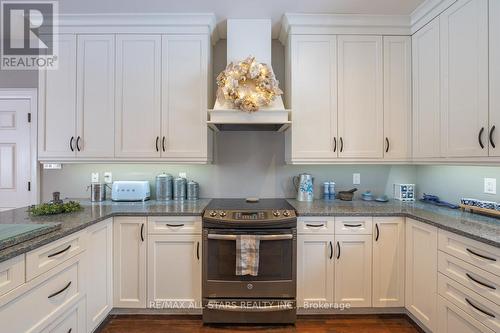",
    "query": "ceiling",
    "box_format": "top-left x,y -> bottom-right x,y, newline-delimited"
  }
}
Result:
60,0 -> 426,38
